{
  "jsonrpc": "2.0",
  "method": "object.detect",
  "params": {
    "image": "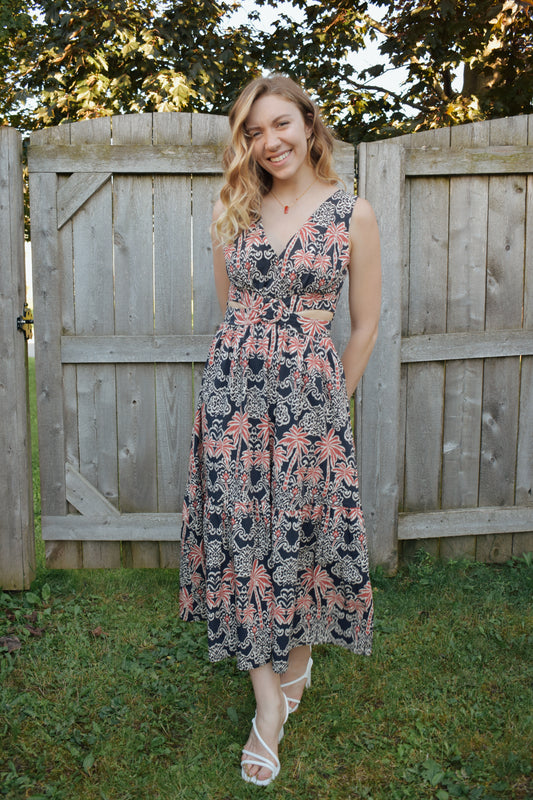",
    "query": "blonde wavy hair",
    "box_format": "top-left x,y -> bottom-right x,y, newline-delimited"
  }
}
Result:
214,74 -> 340,244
